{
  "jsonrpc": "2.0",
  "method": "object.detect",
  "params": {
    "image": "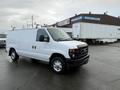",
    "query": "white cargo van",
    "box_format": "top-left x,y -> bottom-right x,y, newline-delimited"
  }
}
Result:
6,28 -> 89,73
